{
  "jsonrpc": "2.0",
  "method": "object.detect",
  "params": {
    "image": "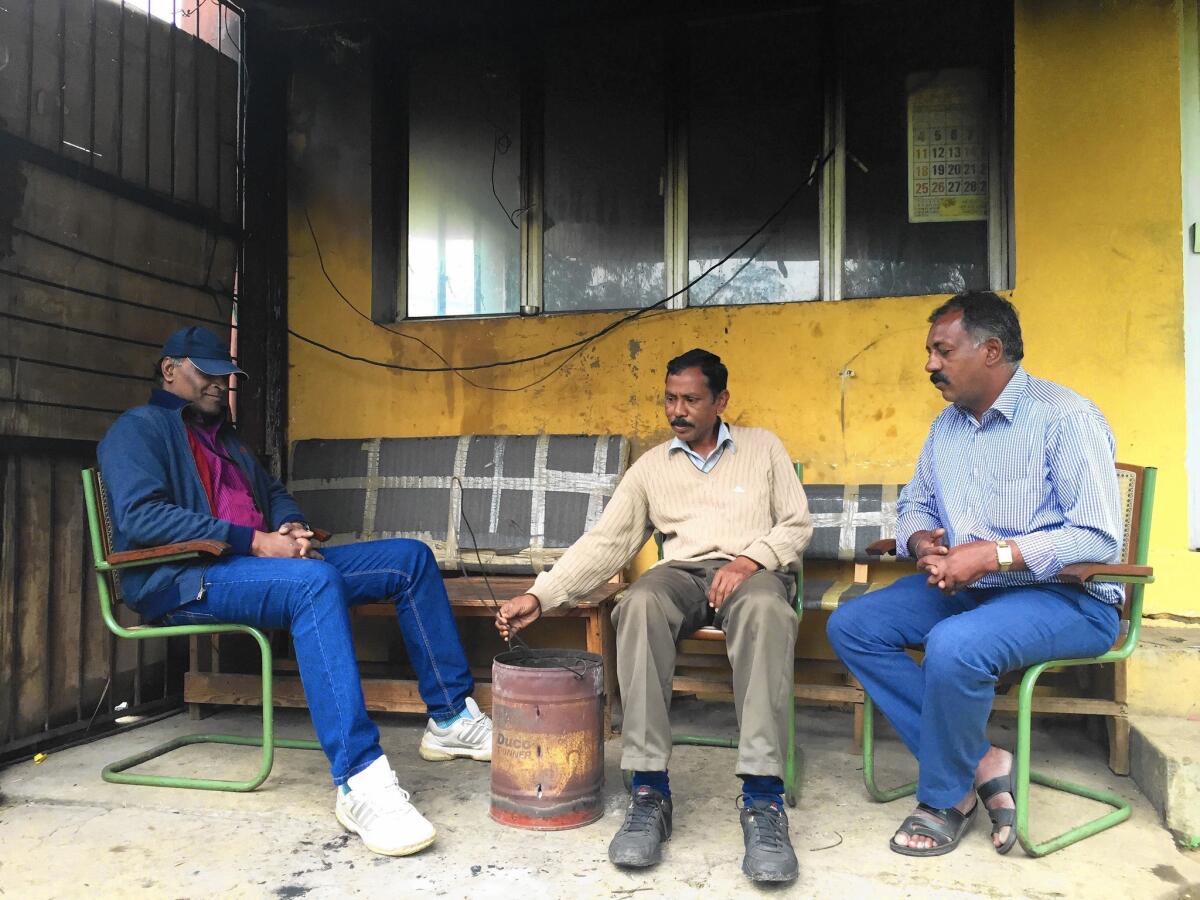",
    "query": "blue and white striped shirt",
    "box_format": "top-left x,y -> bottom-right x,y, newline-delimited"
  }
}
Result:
896,367 -> 1124,604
